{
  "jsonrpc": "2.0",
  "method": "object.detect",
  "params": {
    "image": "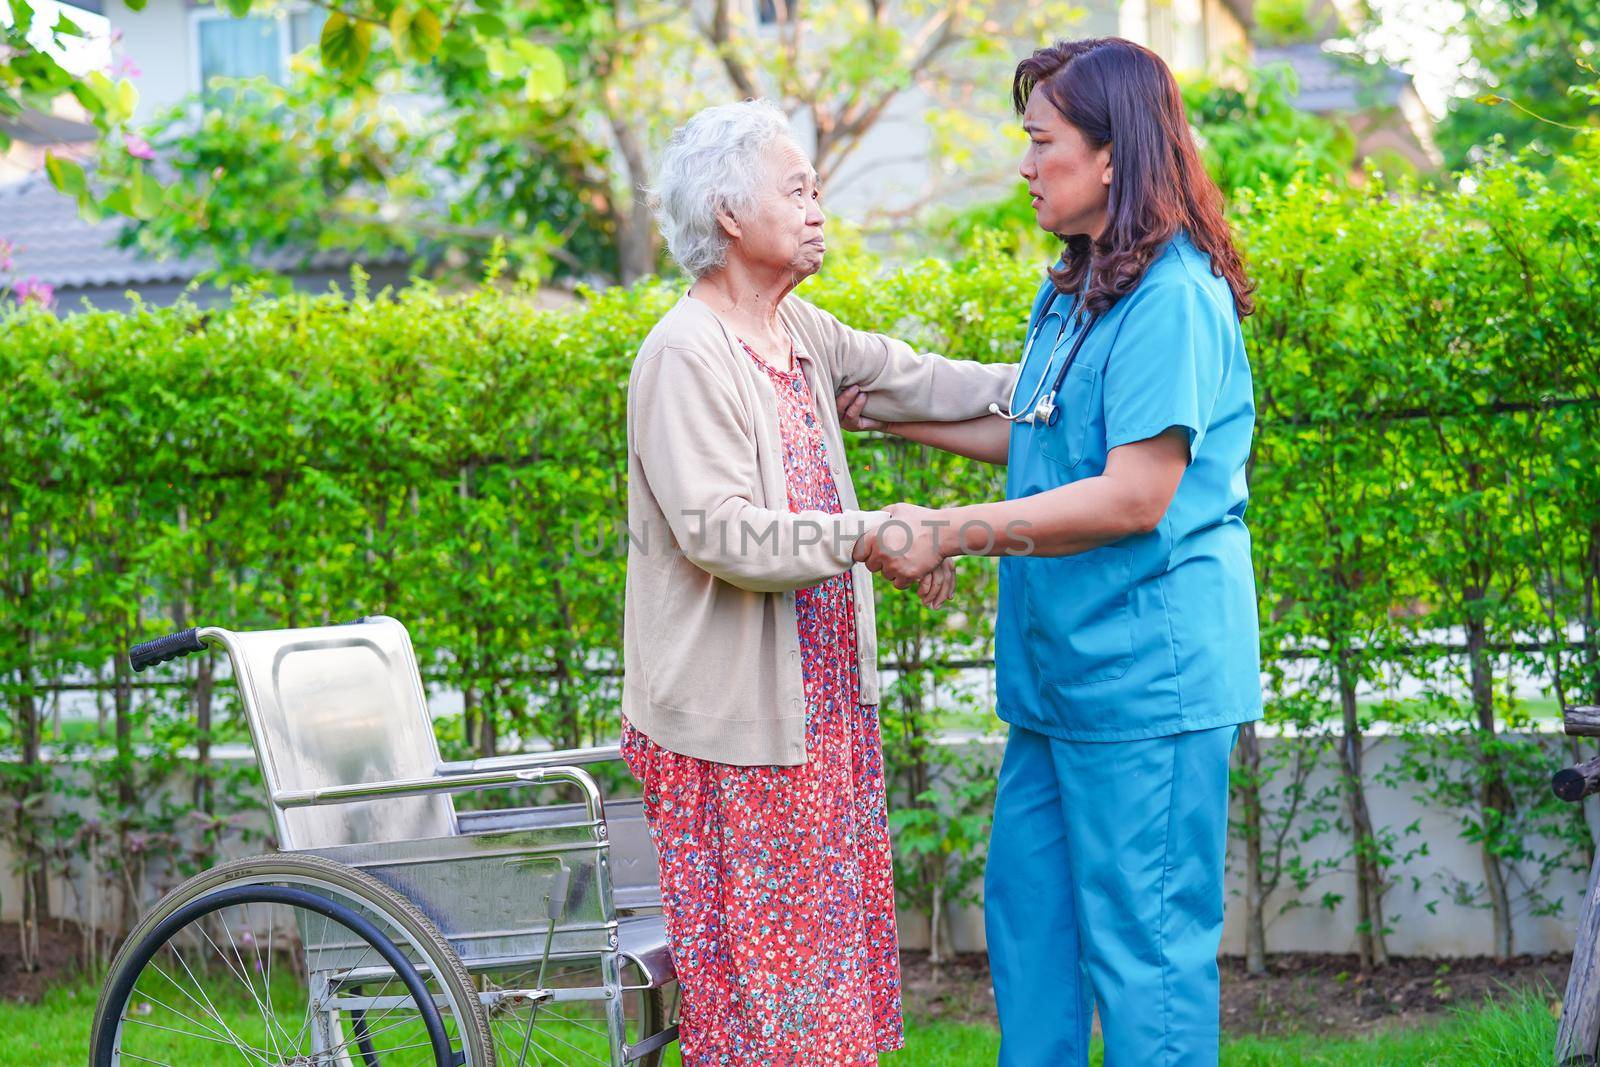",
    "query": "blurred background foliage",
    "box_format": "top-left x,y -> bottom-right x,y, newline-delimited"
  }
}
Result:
3,133 -> 1598,963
